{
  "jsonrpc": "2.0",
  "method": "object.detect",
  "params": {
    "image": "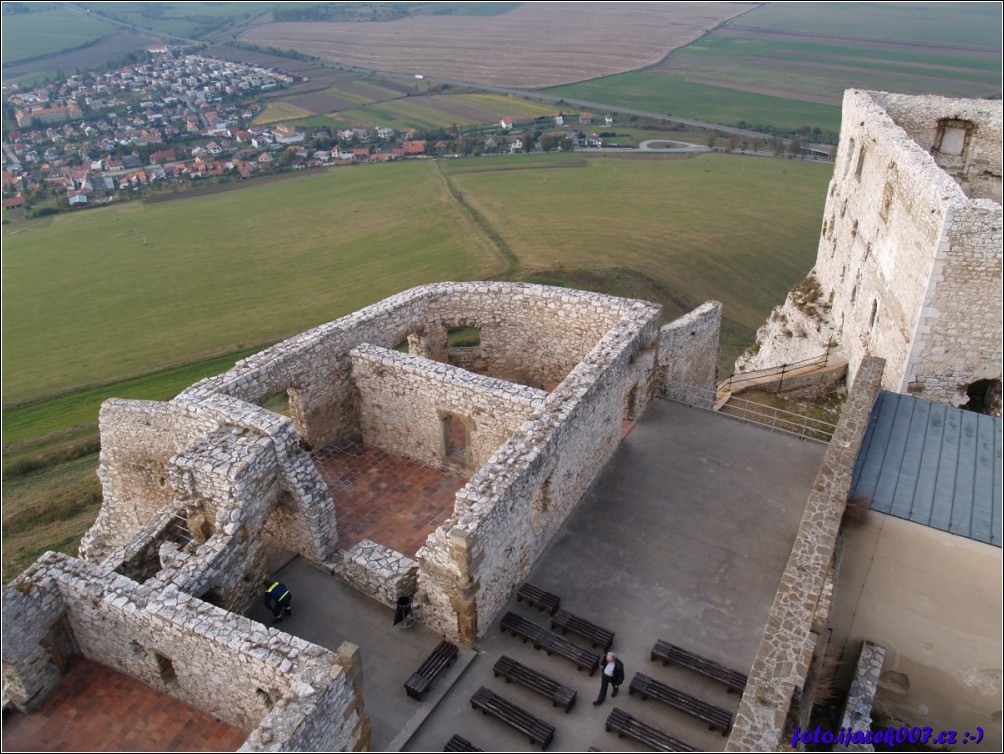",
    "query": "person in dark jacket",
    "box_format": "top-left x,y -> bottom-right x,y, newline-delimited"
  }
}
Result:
593,651 -> 625,705
264,580 -> 292,623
